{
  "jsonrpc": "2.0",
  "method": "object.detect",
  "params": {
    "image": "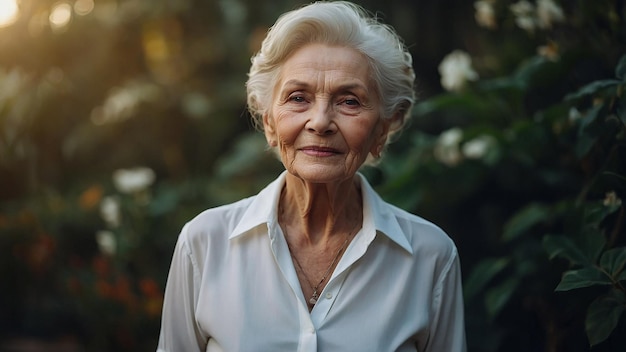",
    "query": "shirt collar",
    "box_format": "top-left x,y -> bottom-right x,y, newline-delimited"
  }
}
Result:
229,171 -> 413,255
229,171 -> 286,239
356,173 -> 413,254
